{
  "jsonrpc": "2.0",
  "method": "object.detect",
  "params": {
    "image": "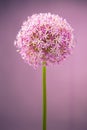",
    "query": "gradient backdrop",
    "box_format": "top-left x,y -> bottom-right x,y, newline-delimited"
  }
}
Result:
0,0 -> 87,130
